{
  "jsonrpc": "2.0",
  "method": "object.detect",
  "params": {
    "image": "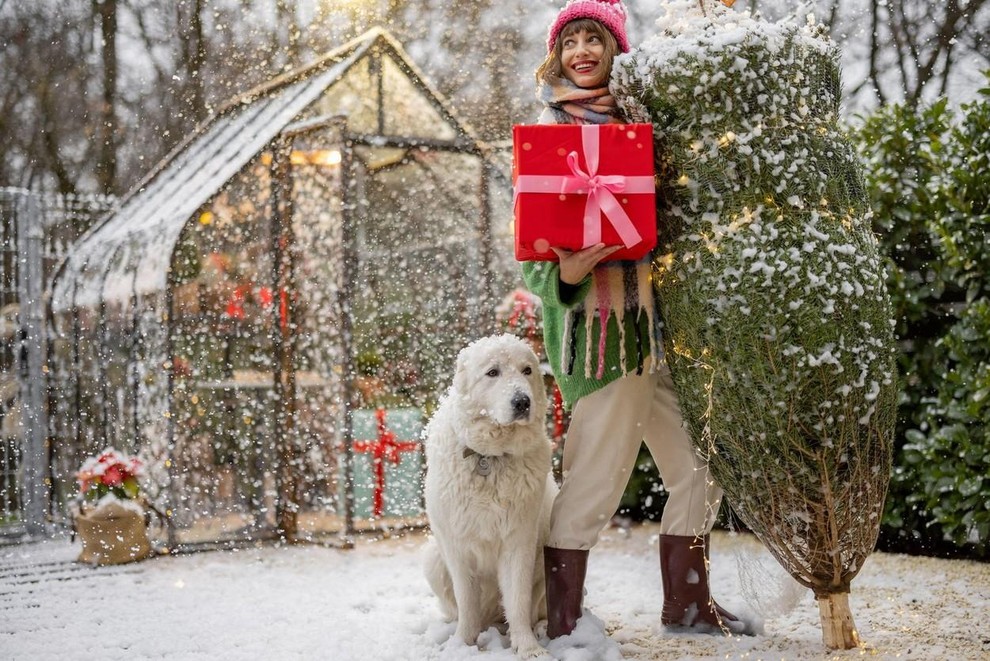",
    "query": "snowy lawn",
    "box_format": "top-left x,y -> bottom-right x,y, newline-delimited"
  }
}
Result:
2,523 -> 988,660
